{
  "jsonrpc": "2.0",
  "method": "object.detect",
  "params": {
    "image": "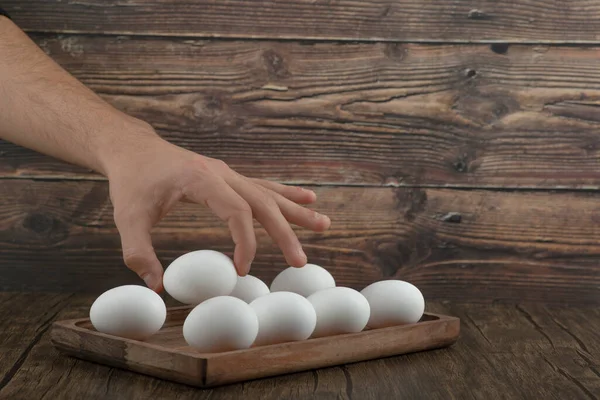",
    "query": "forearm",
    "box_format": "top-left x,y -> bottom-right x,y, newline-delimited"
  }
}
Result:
0,16 -> 159,176
0,16 -> 328,289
